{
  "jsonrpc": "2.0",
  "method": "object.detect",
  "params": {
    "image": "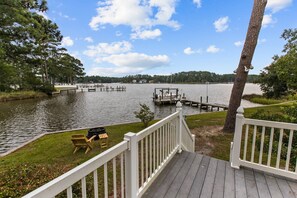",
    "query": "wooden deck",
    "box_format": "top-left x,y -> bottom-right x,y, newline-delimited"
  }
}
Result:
142,151 -> 297,198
